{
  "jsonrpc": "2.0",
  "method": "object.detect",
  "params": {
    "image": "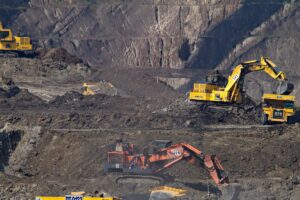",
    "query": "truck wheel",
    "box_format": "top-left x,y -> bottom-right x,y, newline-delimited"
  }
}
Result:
261,113 -> 268,125
287,116 -> 294,124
